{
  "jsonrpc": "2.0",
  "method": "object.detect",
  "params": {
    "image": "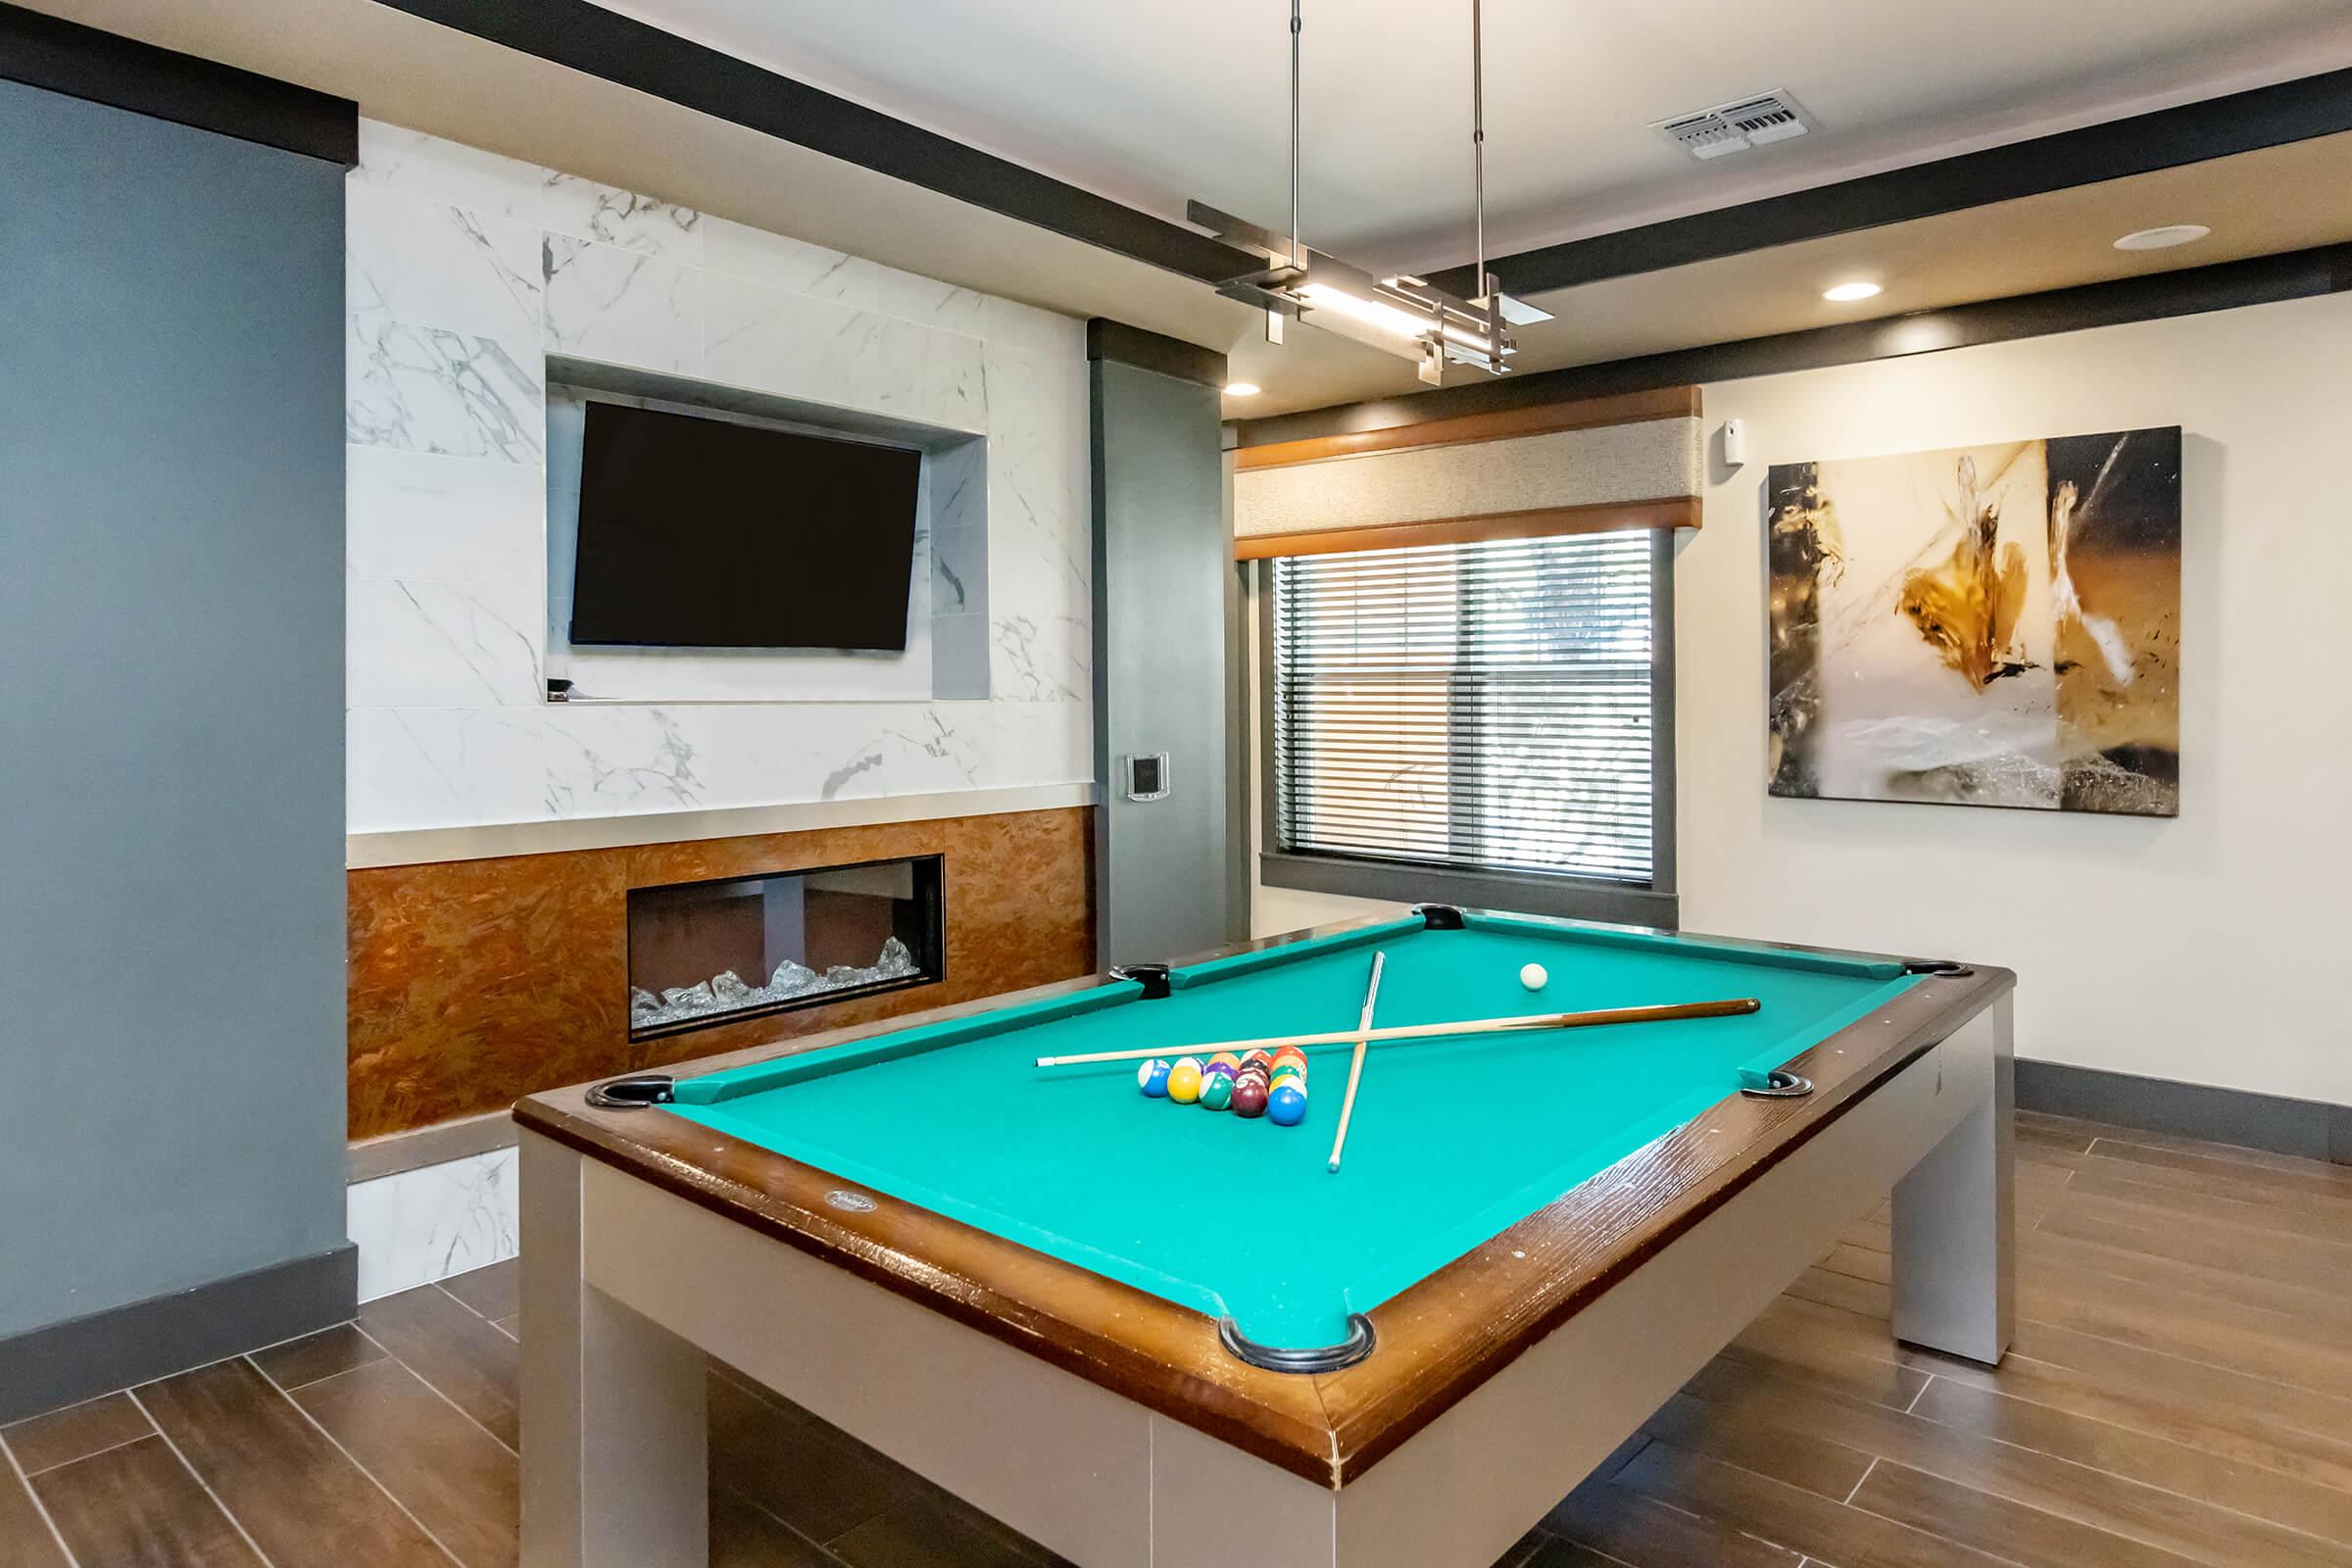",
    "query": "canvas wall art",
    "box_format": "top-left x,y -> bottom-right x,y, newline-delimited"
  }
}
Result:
1766,427 -> 2180,816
